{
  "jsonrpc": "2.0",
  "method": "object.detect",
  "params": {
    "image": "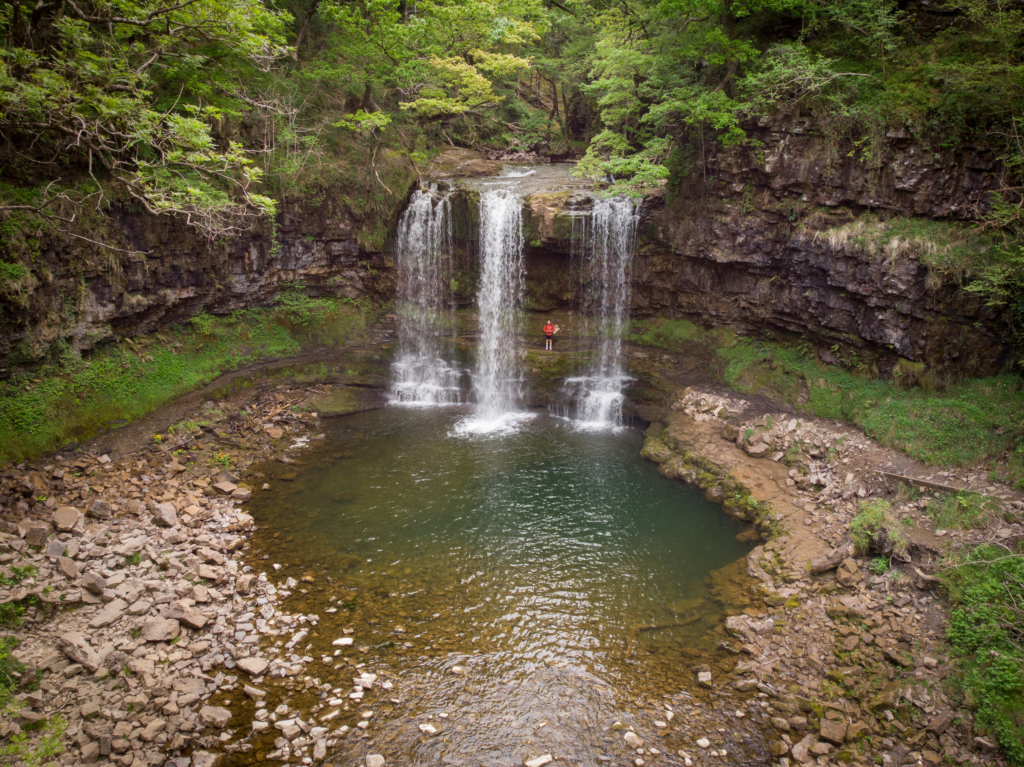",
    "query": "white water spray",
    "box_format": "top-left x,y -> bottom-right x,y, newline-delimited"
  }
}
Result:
389,186 -> 465,405
457,184 -> 531,435
561,197 -> 640,428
